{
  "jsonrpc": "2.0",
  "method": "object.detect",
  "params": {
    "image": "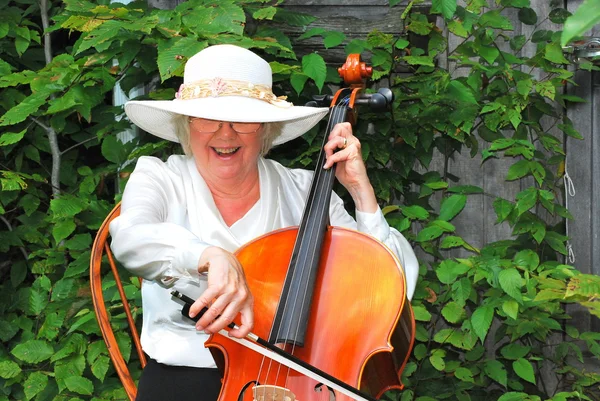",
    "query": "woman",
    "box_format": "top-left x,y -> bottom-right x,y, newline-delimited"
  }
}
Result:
110,44 -> 418,401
